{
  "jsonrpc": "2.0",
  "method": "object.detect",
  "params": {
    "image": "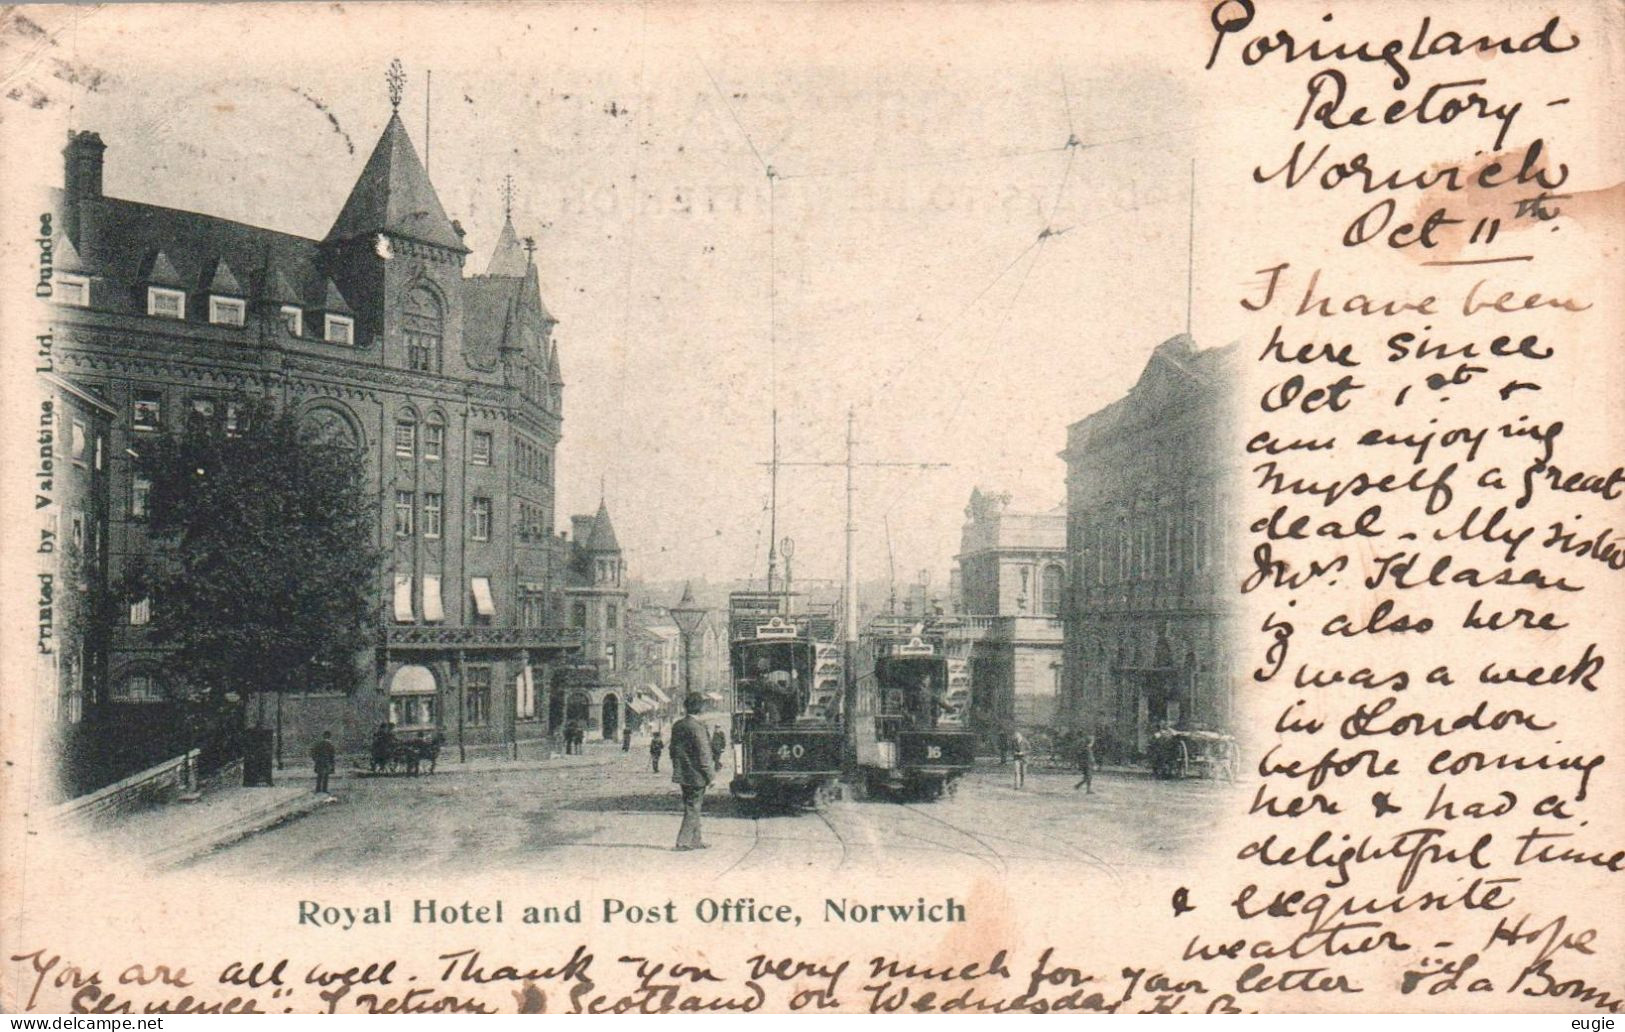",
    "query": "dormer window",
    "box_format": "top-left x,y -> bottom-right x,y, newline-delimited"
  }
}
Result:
280,306 -> 303,337
147,287 -> 185,320
55,275 -> 90,307
209,297 -> 245,326
324,314 -> 354,345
